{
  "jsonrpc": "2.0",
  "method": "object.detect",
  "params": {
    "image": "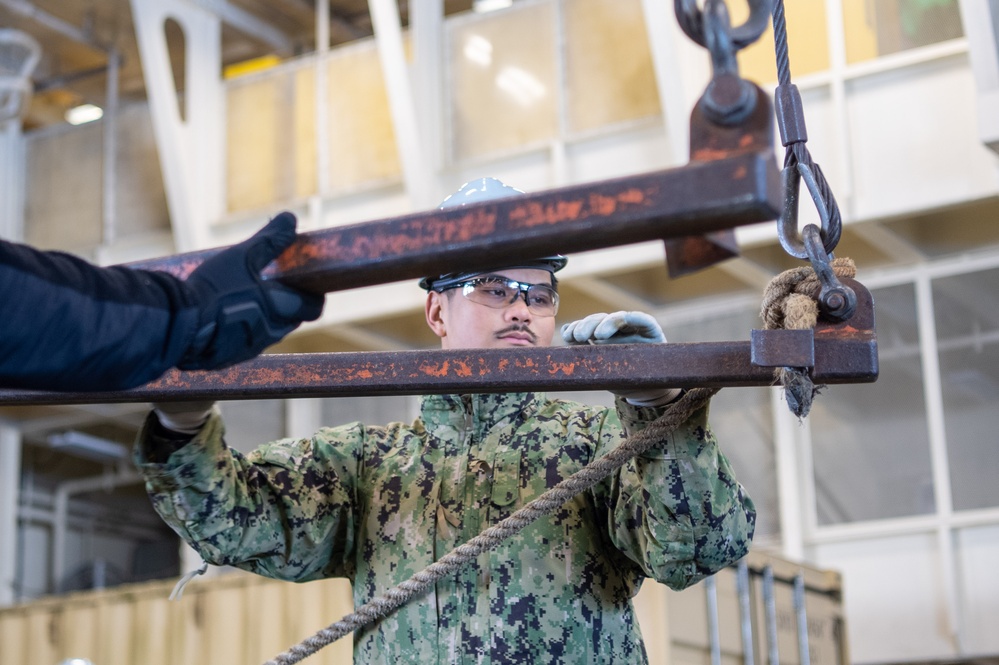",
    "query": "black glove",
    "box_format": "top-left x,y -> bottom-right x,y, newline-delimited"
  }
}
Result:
178,212 -> 325,370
